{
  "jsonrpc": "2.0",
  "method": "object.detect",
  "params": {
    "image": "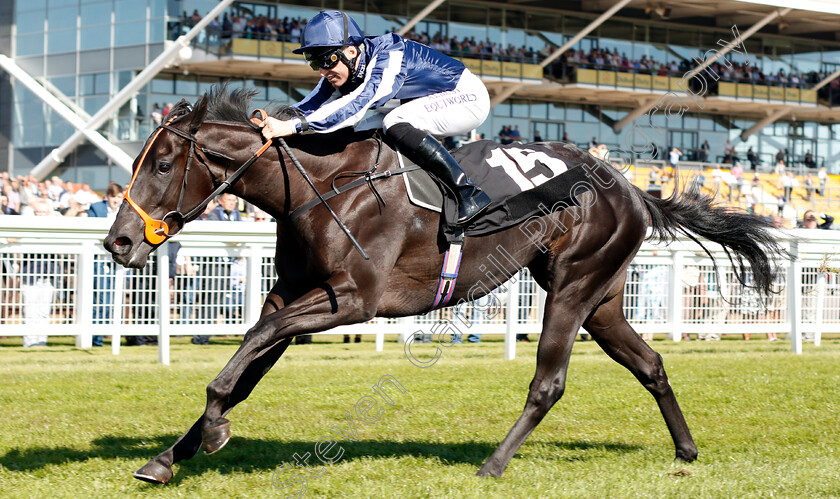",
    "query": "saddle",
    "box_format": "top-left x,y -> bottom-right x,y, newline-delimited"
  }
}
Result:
398,140 -> 593,242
